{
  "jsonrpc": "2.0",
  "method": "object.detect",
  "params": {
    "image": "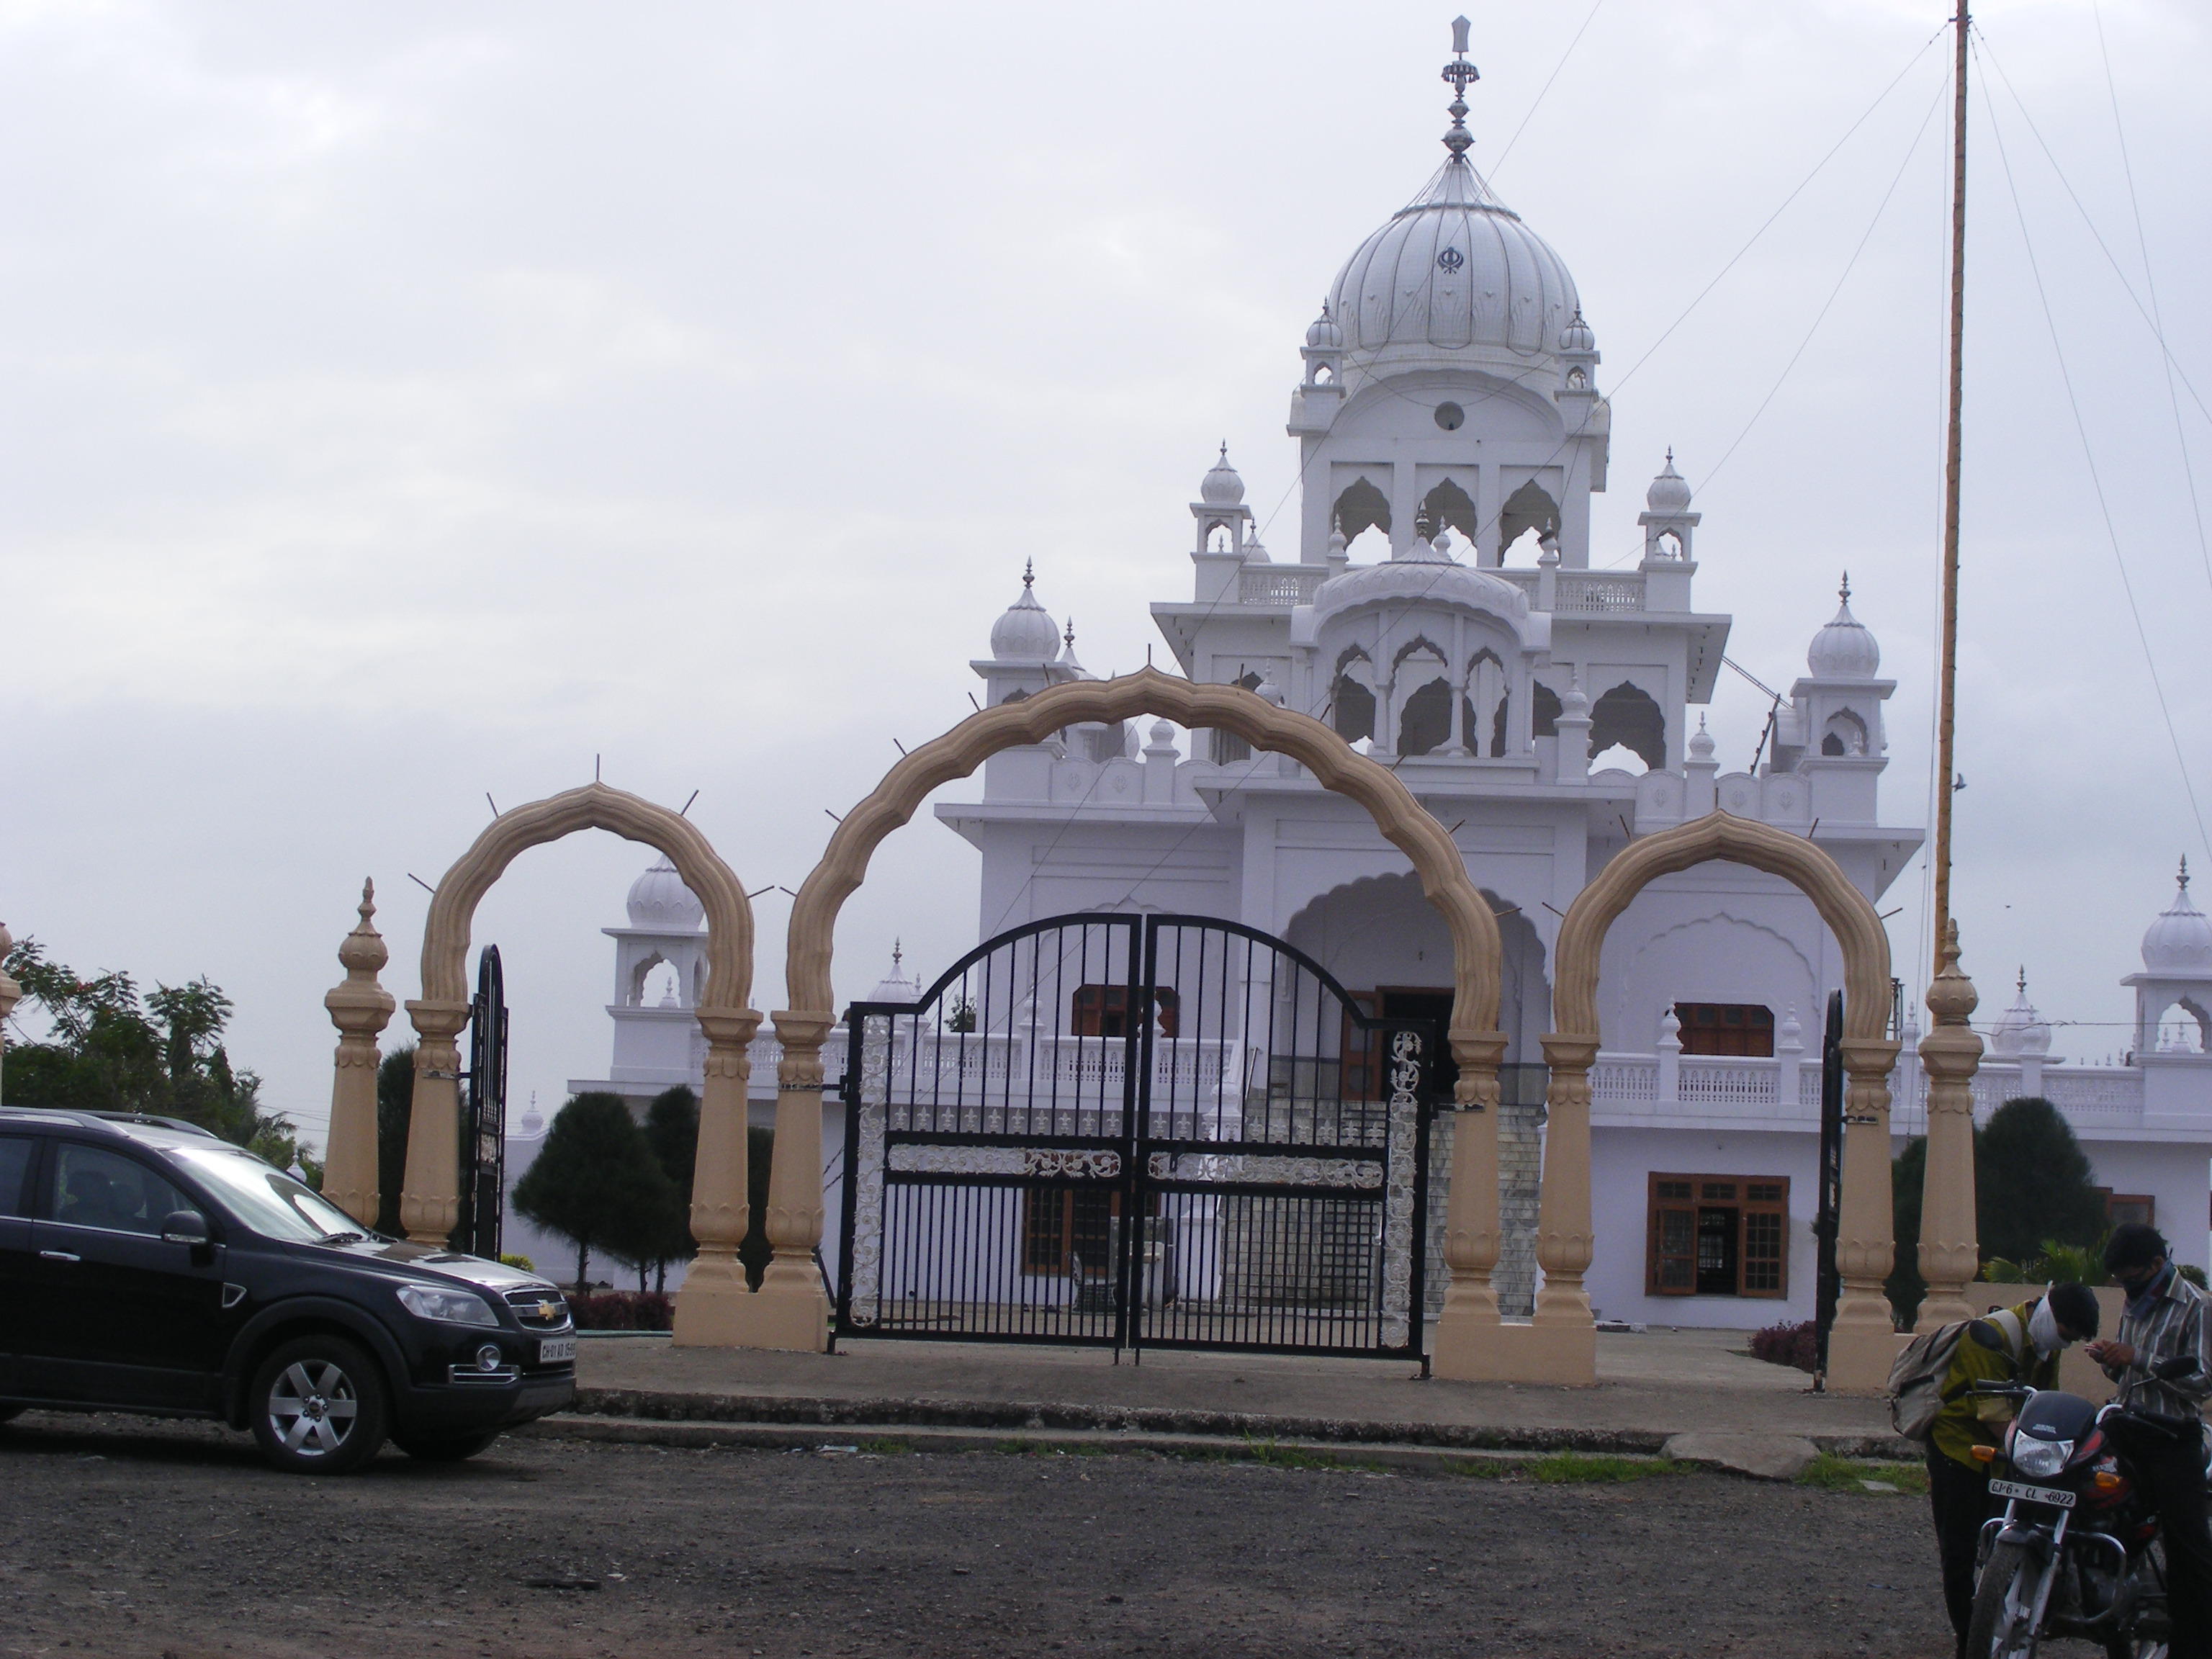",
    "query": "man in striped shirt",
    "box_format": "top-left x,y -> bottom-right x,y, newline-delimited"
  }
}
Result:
2087,1223 -> 2212,1659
